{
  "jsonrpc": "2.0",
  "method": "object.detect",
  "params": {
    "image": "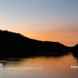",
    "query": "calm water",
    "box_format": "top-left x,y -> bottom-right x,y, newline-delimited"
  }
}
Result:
0,54 -> 78,78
